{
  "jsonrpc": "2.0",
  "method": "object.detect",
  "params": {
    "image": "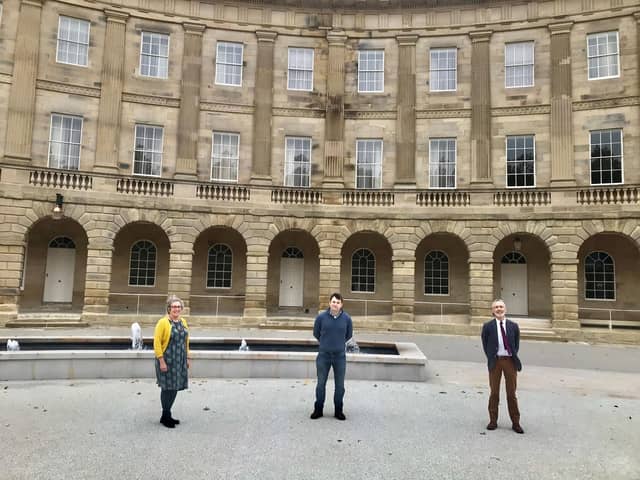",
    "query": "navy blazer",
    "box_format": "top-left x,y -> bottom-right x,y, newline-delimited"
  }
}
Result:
481,318 -> 522,372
